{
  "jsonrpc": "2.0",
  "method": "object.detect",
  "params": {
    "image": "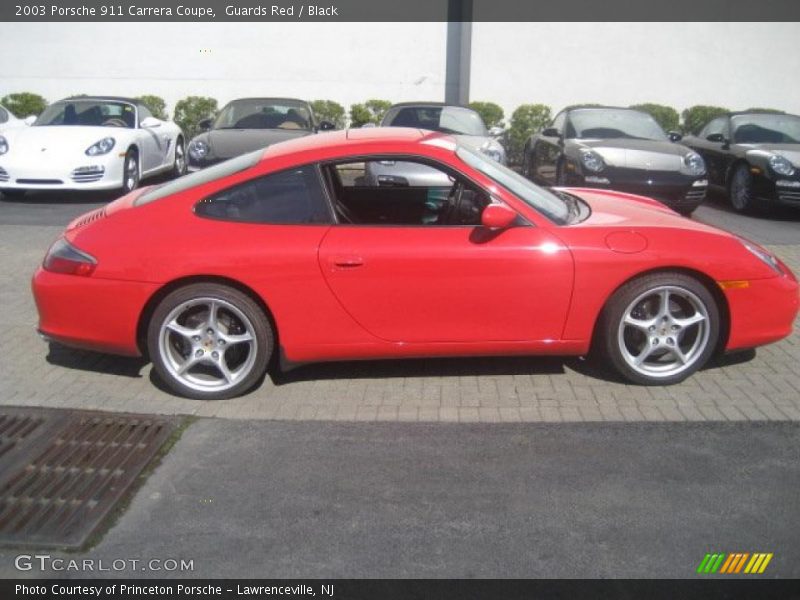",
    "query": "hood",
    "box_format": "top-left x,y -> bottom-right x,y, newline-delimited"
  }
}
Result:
1,125 -> 123,157
742,144 -> 800,167
205,128 -> 313,159
571,138 -> 690,170
566,187 -> 730,234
